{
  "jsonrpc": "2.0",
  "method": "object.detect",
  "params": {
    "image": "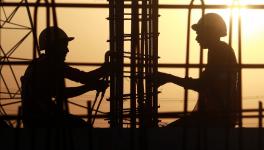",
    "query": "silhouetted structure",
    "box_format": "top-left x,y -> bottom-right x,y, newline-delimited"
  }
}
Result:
156,13 -> 239,127
1,0 -> 264,131
108,0 -> 159,128
3,1 -> 264,150
20,26 -> 109,127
